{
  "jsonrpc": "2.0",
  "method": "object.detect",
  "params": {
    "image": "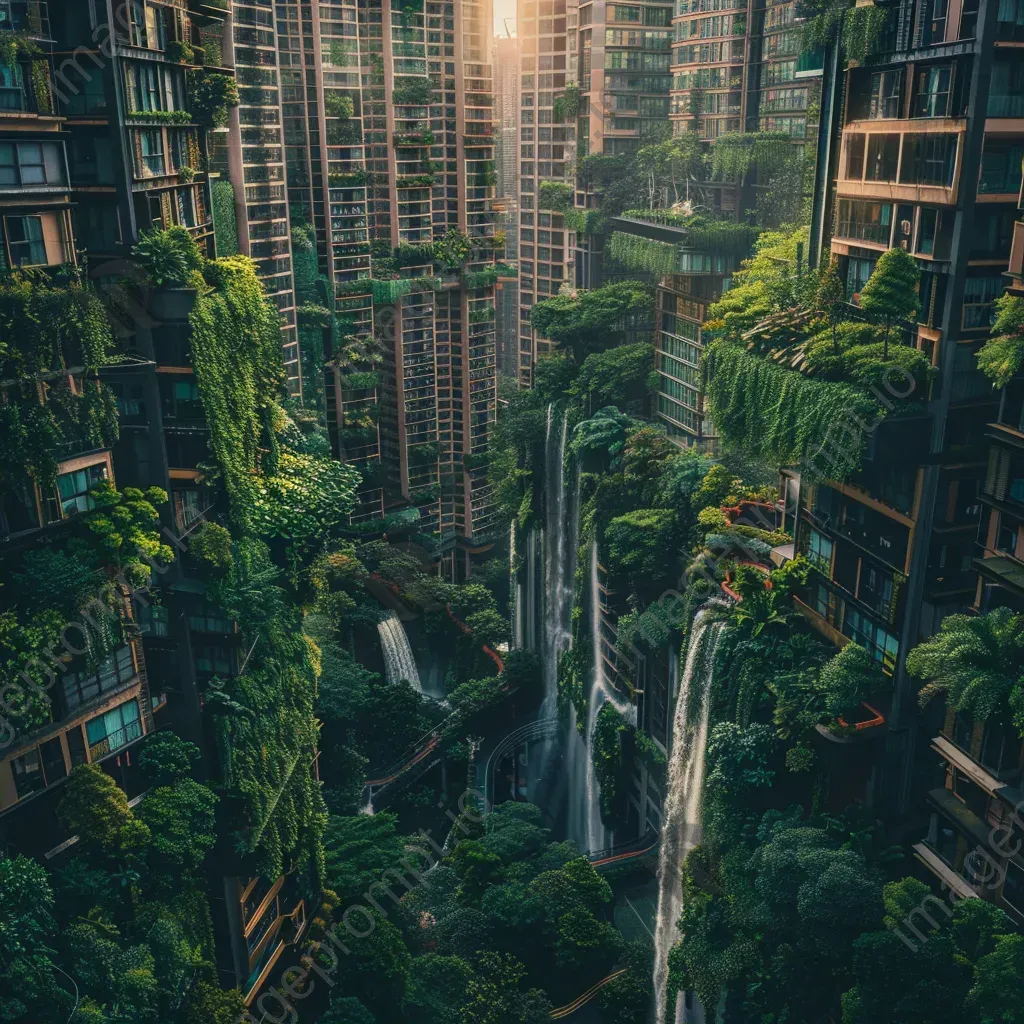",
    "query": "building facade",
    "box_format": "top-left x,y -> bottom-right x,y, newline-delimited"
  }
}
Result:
790,0 -> 1024,840
0,0 -> 311,1004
